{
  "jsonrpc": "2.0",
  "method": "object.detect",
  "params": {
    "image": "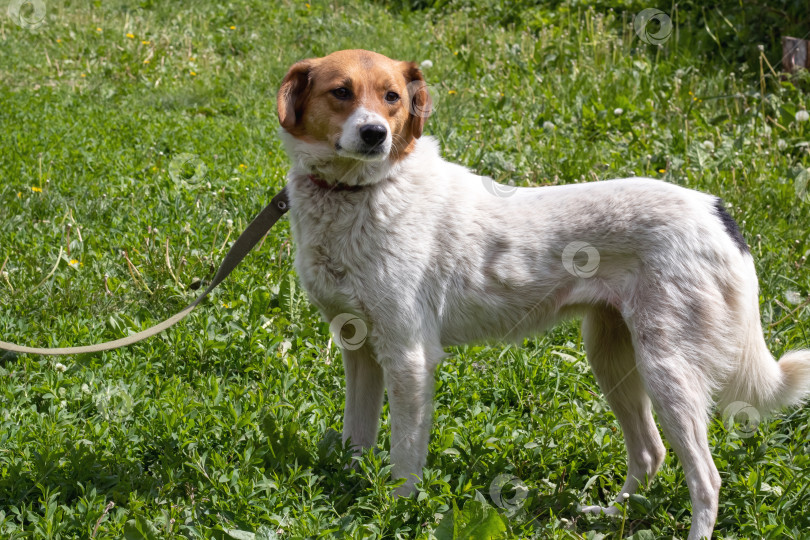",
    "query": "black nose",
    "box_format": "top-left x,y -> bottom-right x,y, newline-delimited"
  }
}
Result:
359,124 -> 388,147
